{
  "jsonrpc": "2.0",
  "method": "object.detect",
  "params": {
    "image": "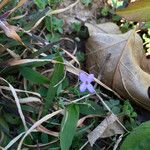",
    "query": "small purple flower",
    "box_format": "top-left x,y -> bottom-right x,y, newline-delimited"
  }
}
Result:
79,72 -> 95,93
